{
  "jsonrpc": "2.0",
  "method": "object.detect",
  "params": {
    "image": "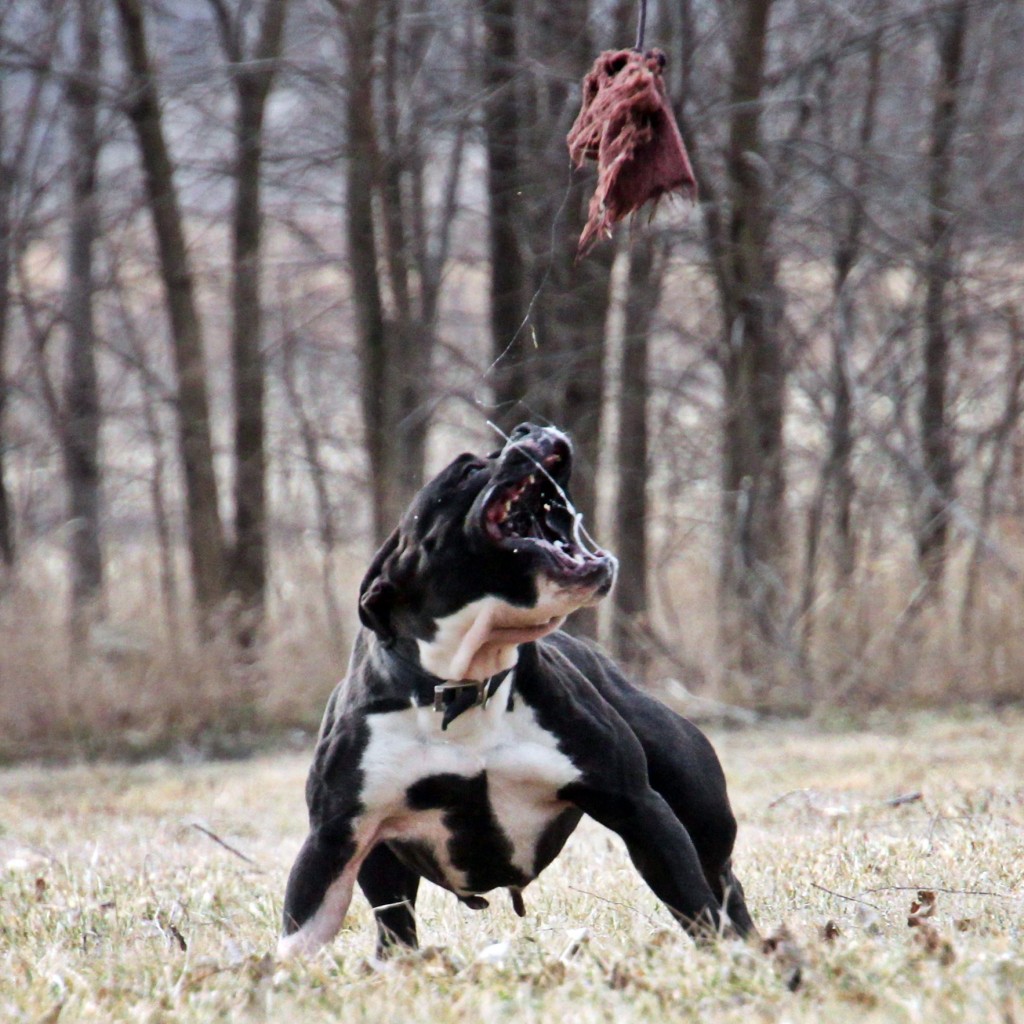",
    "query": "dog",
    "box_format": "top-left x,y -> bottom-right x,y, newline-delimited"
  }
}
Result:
279,423 -> 756,958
